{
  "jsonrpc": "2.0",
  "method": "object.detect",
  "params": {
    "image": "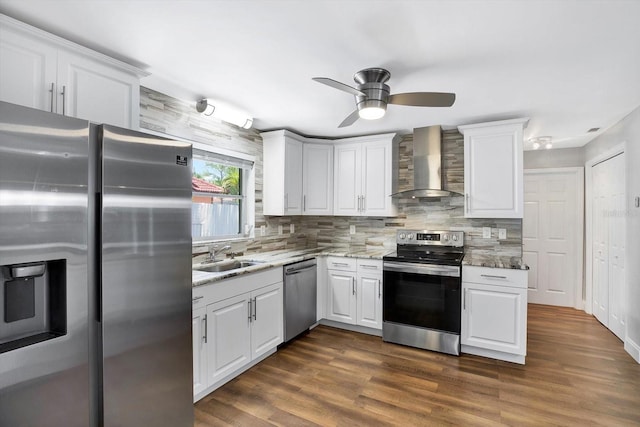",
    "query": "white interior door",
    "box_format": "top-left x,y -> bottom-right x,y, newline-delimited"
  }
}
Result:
523,169 -> 583,307
591,153 -> 626,340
